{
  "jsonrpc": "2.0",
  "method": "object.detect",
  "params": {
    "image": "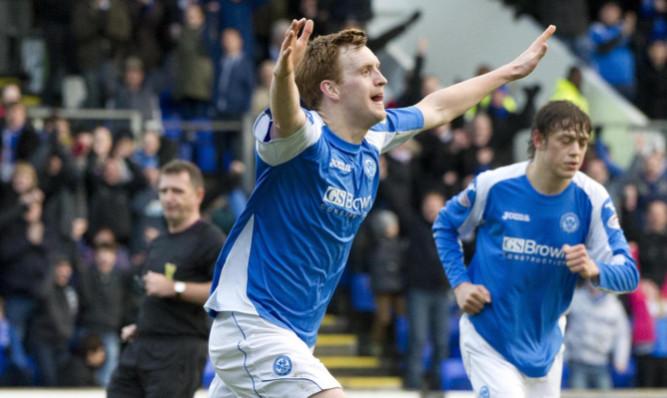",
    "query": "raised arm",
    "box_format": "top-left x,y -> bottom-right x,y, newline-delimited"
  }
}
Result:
270,18 -> 314,139
415,25 -> 555,131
